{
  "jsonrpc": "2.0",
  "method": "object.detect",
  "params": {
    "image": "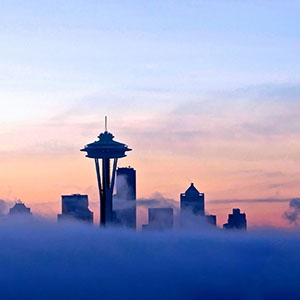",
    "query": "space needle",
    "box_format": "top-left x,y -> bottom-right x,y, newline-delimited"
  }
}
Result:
81,117 -> 131,226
